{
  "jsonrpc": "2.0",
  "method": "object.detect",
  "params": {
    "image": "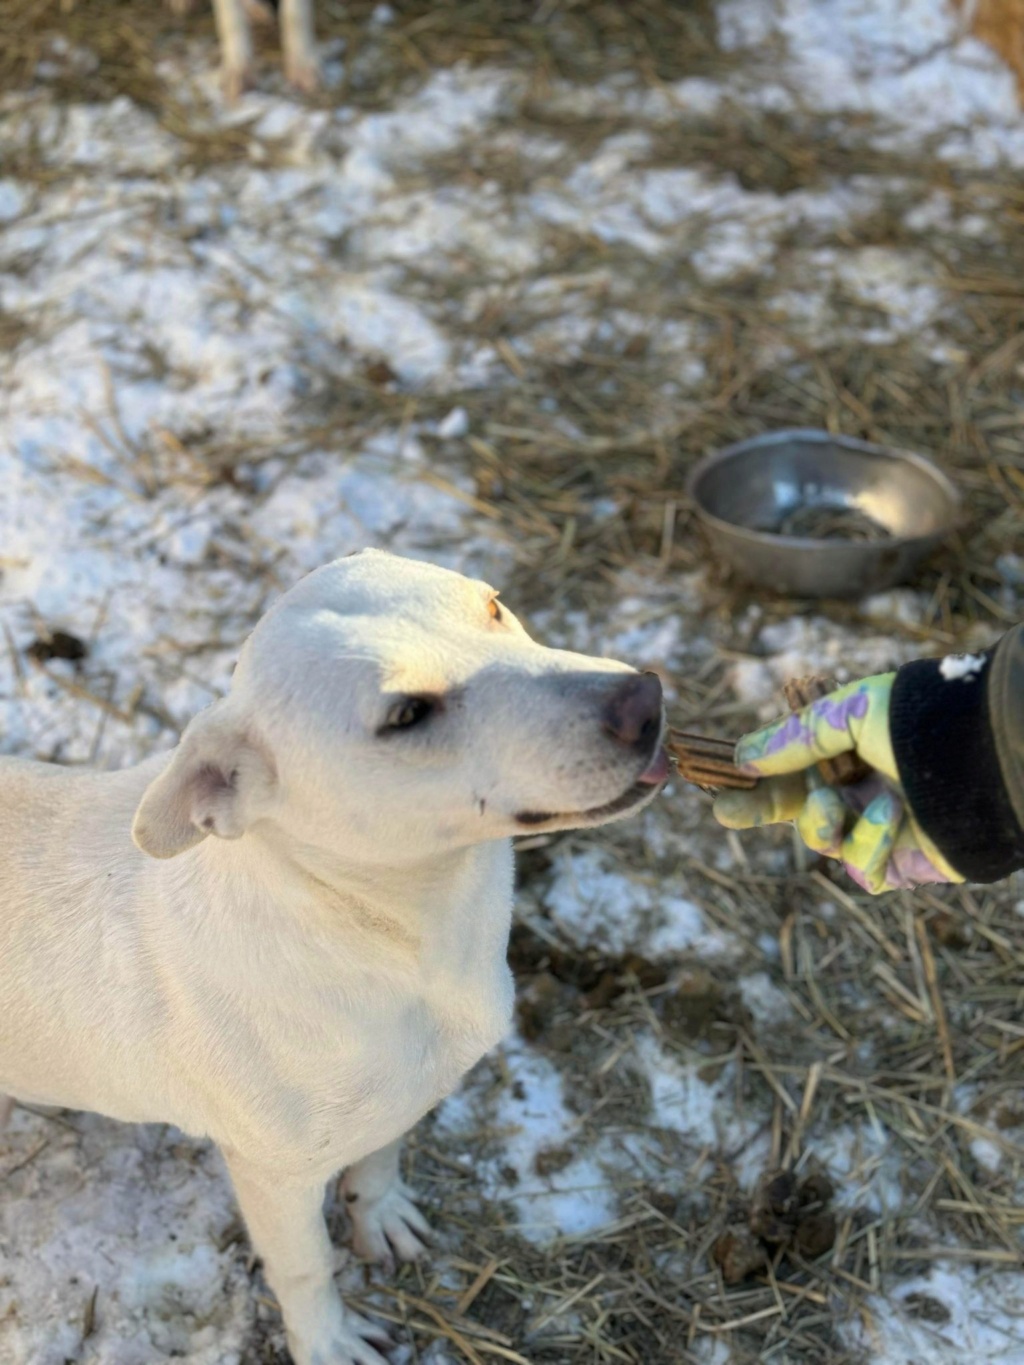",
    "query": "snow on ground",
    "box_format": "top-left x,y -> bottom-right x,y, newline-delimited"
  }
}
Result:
719,0 -> 1024,163
2,2 -> 1024,1362
851,1263 -> 1024,1363
0,1109 -> 250,1365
